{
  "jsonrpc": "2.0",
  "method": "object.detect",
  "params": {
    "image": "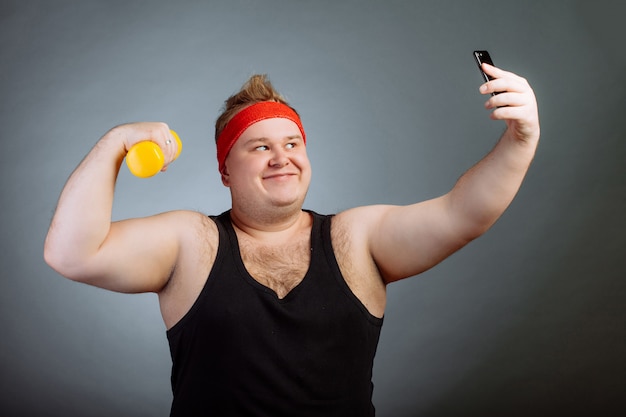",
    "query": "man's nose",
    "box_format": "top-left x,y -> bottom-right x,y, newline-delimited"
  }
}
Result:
269,148 -> 289,167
